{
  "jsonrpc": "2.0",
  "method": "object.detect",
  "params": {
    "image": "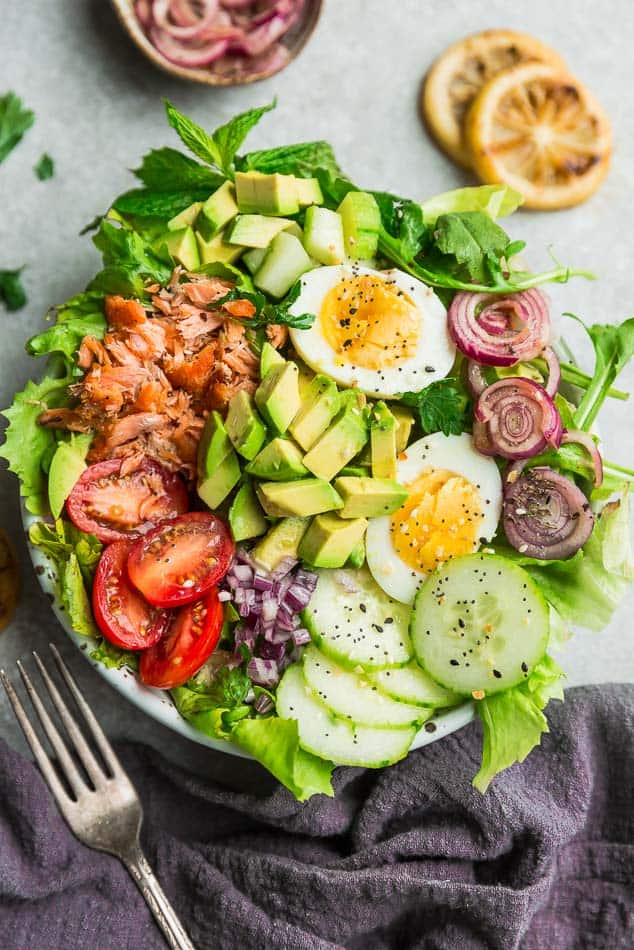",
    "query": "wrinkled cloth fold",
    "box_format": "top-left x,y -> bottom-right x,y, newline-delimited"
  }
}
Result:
1,684 -> 633,949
